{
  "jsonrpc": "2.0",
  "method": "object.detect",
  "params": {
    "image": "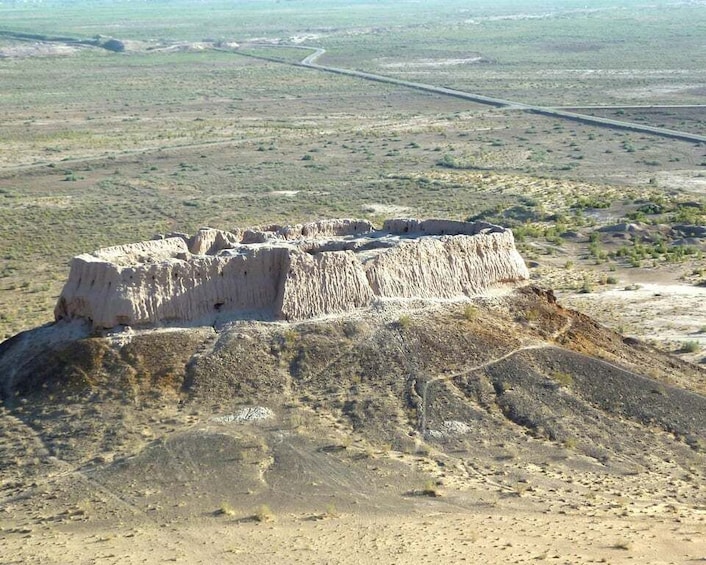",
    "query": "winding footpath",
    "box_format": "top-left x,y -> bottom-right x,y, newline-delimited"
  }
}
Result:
416,317 -> 574,435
